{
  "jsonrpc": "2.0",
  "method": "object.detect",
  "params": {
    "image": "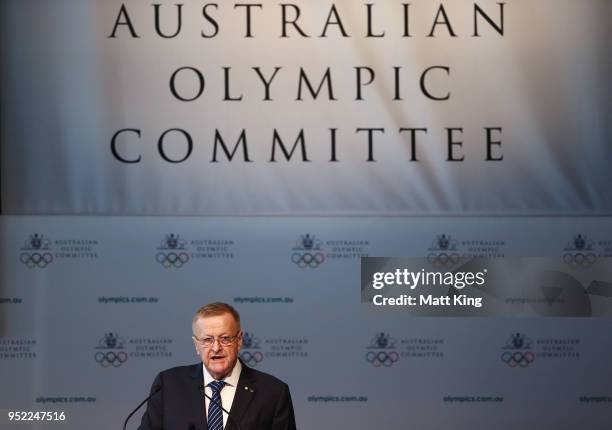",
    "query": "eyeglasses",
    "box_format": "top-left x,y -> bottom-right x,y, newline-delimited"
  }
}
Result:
193,332 -> 241,347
